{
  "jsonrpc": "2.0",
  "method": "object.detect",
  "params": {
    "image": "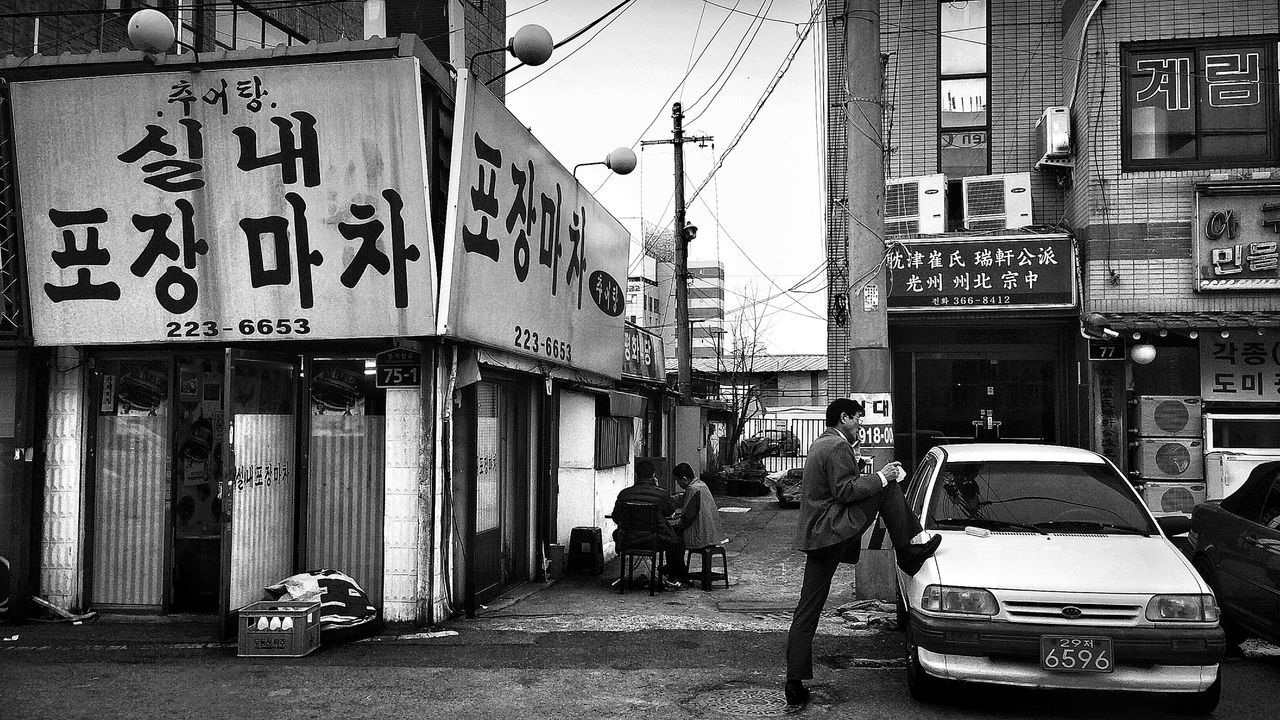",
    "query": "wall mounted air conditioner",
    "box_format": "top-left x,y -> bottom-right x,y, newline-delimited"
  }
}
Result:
885,174 -> 946,236
1140,480 -> 1208,516
1129,396 -> 1202,438
961,172 -> 1033,231
1034,106 -> 1073,171
1130,437 -> 1205,480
